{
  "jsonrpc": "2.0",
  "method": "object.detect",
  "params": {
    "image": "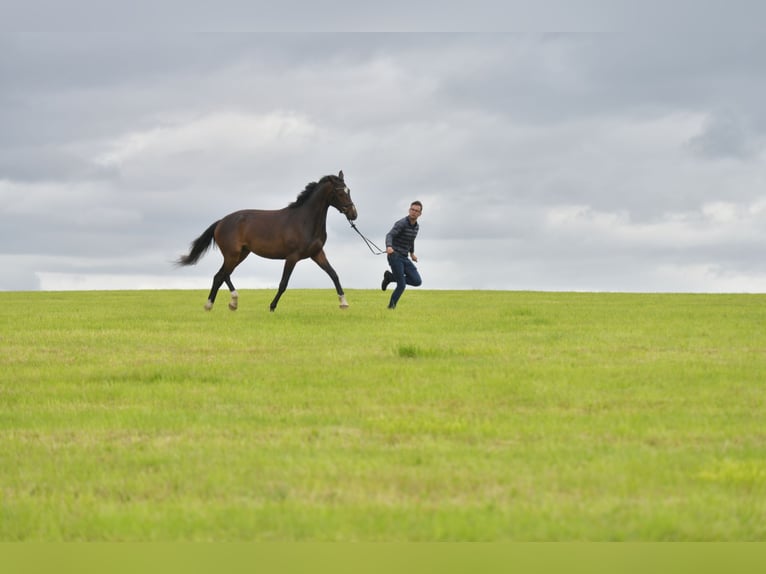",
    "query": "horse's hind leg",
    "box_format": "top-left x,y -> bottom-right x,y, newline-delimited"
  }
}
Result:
225,277 -> 238,310
205,248 -> 249,311
205,265 -> 229,310
225,248 -> 249,311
